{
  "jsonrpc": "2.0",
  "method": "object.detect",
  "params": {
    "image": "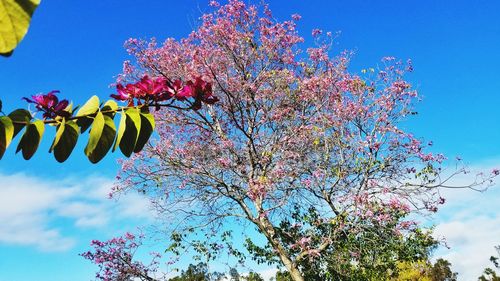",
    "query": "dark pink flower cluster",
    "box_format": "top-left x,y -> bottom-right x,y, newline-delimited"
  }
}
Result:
111,75 -> 219,109
22,90 -> 70,119
81,233 -> 159,281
